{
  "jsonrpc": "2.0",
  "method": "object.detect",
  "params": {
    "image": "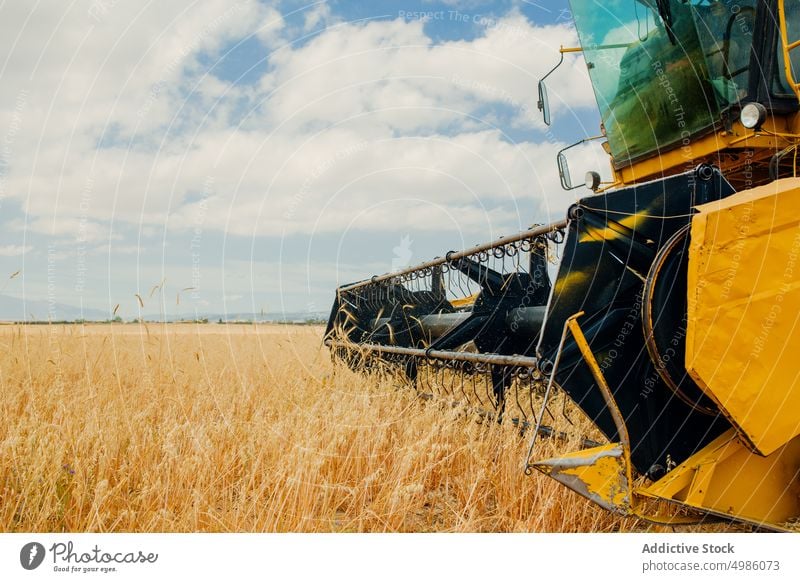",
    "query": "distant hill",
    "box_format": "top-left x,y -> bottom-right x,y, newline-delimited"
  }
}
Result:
150,311 -> 329,324
0,294 -> 108,321
0,295 -> 327,323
